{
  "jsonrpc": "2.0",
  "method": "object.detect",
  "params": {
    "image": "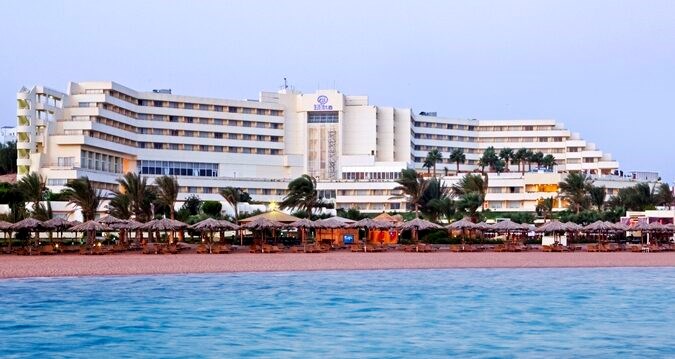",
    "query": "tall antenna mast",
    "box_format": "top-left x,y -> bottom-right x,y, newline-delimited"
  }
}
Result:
283,77 -> 288,89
